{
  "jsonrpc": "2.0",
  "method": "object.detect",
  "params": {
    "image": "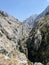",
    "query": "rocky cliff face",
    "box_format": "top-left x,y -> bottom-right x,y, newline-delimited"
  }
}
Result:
23,14 -> 37,35
0,10 -> 28,65
27,14 -> 49,64
0,10 -> 21,53
0,5 -> 49,65
0,10 -> 29,58
0,51 -> 28,65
